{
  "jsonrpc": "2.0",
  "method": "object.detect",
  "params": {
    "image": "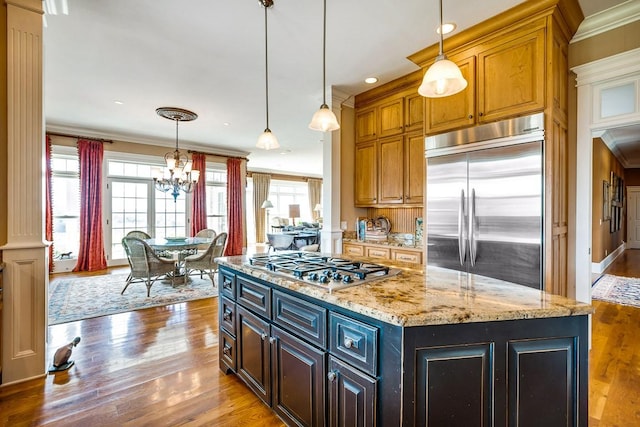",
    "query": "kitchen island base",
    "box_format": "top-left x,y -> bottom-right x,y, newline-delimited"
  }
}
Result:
217,262 -> 589,426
